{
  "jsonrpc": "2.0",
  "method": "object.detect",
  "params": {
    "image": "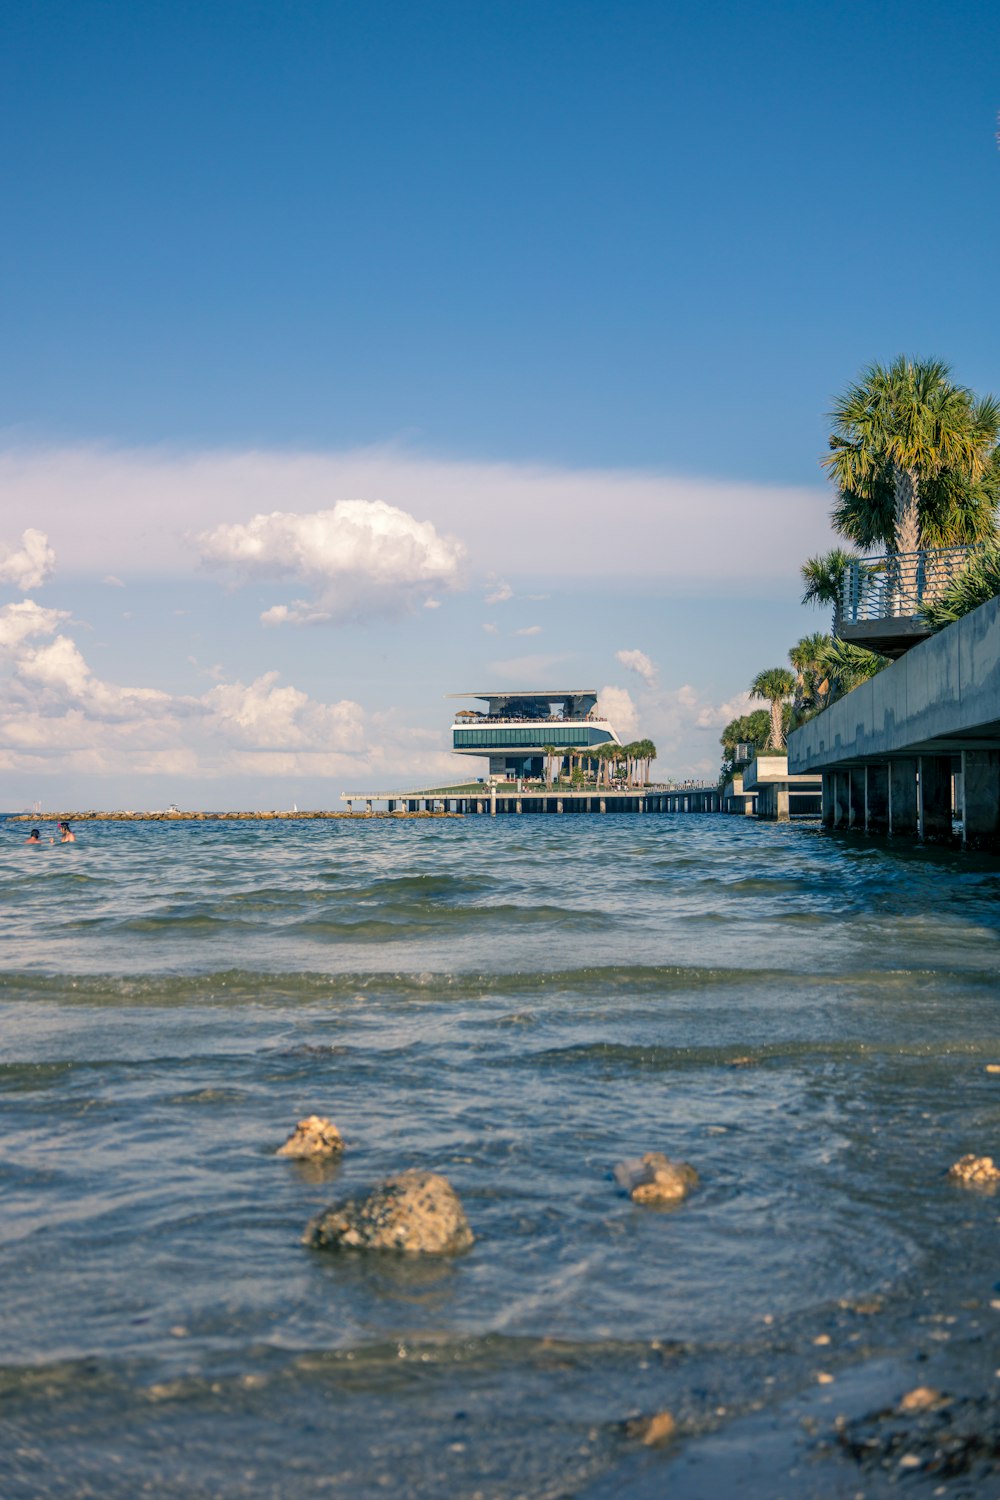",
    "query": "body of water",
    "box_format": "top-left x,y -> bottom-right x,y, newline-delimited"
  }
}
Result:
2,814 -> 999,1497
